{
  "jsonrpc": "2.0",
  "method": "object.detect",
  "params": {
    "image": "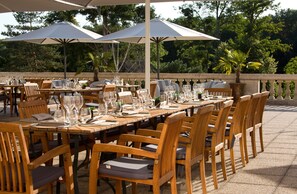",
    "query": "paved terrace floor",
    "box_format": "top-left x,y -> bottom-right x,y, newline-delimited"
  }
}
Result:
0,105 -> 297,194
